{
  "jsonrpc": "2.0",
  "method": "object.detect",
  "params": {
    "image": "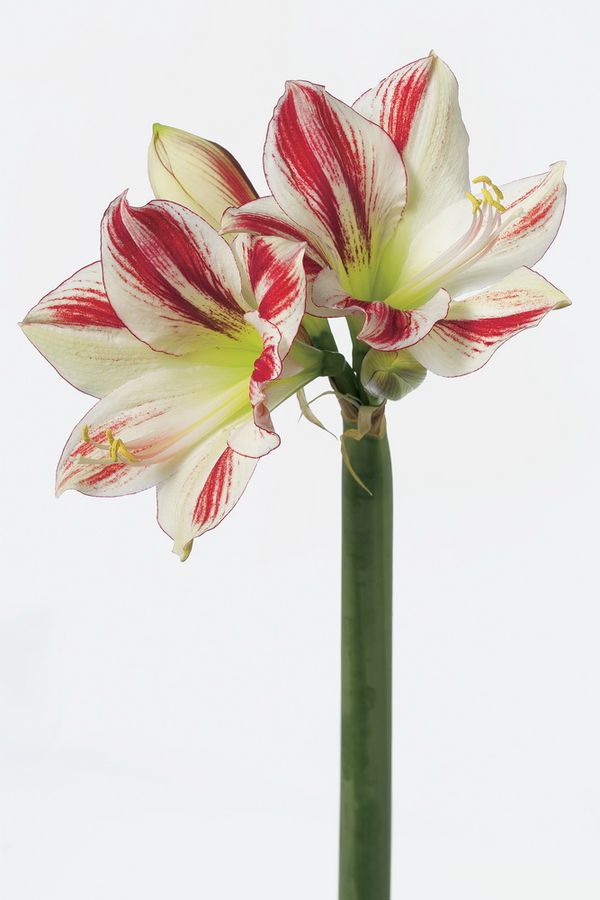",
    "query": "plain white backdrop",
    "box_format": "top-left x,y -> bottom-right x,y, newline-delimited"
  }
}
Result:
1,0 -> 598,897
